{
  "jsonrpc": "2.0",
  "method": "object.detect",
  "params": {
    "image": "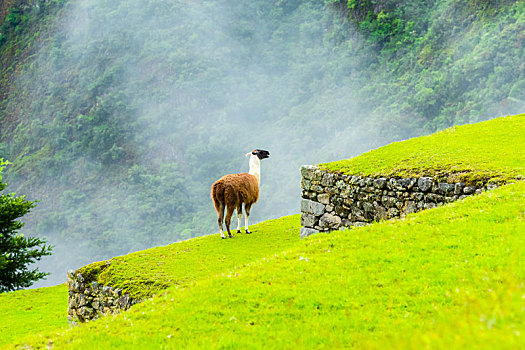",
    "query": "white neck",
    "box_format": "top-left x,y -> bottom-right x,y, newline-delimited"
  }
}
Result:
248,154 -> 261,184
